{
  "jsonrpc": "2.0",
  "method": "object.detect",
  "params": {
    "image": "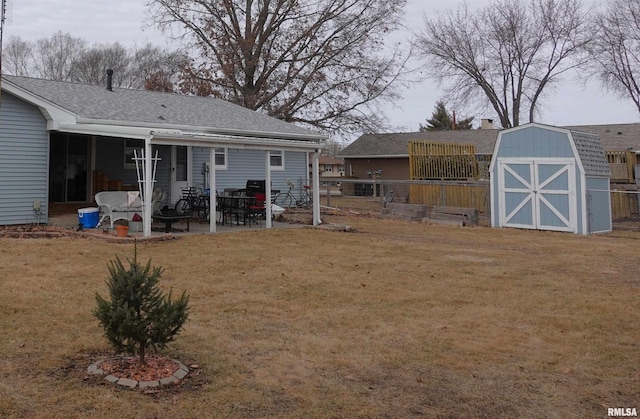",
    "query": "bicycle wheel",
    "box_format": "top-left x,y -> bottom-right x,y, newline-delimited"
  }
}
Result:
296,191 -> 312,208
273,192 -> 293,208
174,198 -> 192,216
